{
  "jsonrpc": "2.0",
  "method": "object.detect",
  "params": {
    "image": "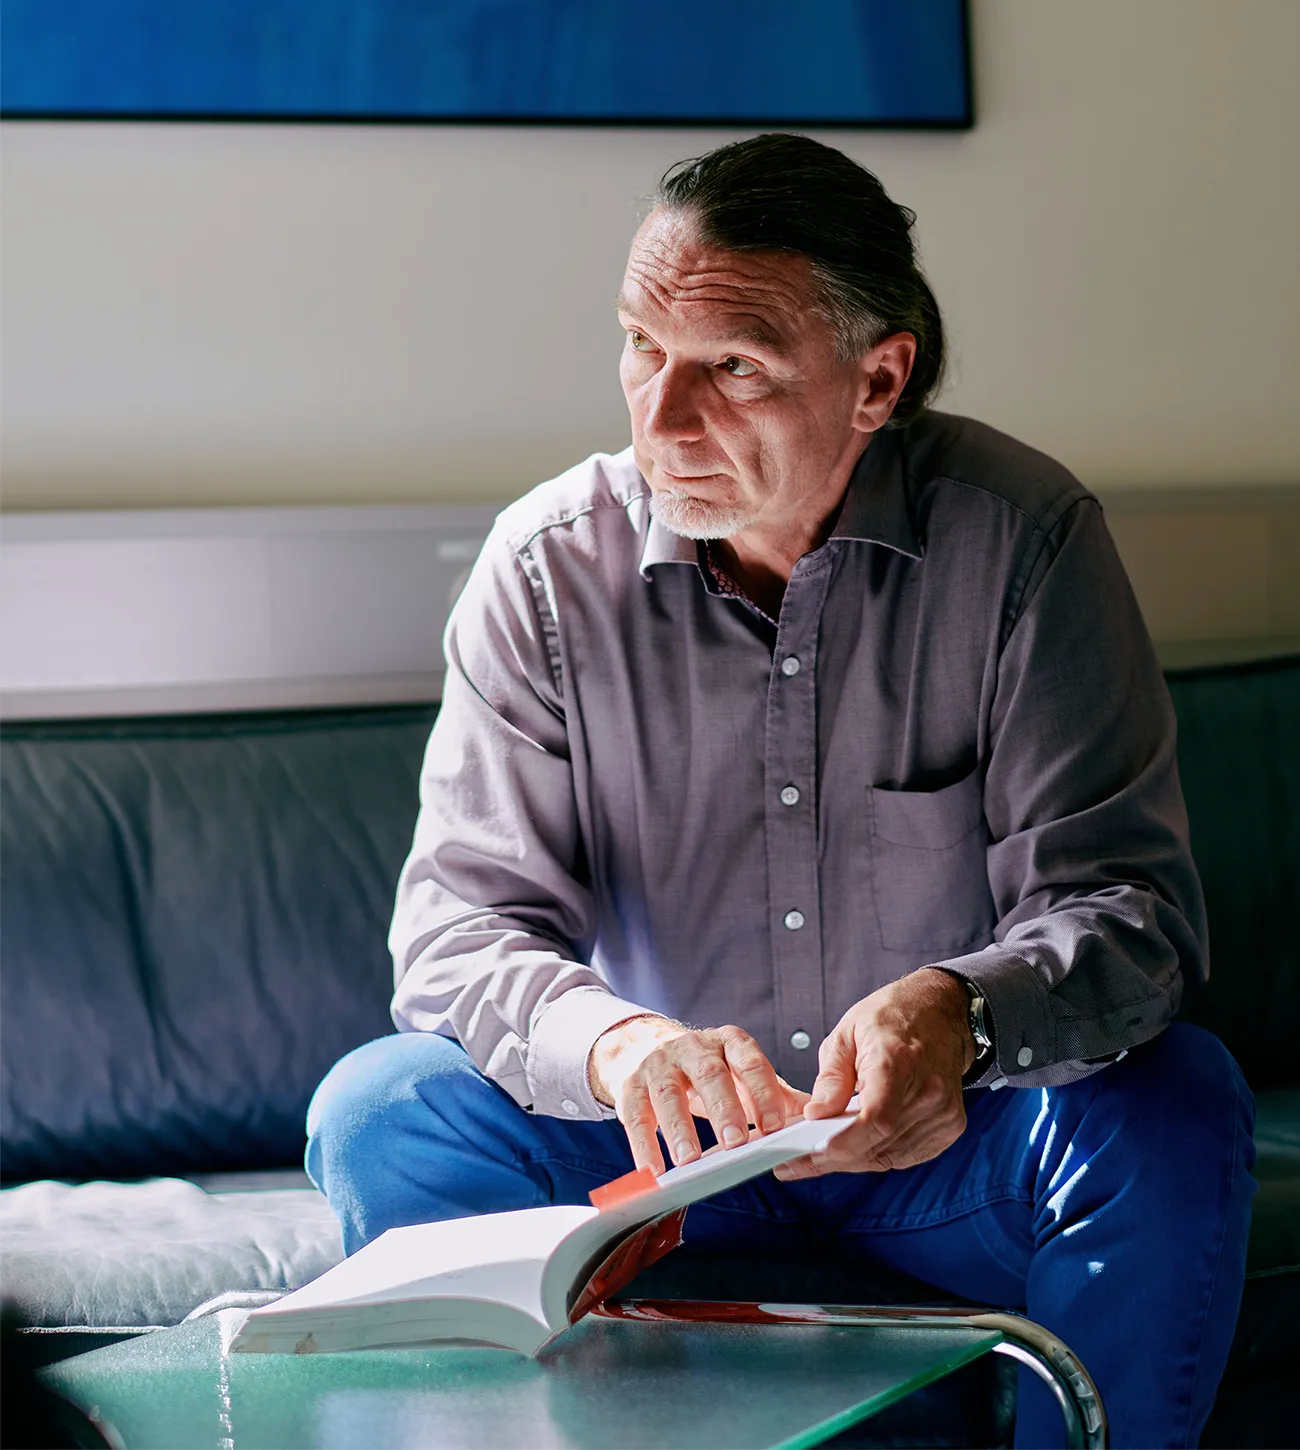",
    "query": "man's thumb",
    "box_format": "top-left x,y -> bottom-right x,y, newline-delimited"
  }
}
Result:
806,1040 -> 855,1117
